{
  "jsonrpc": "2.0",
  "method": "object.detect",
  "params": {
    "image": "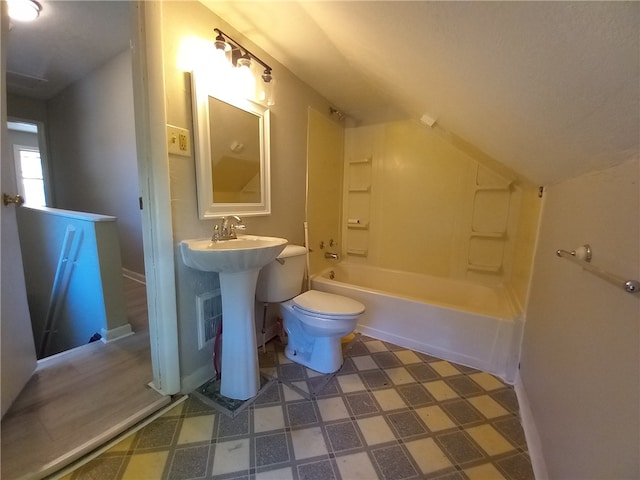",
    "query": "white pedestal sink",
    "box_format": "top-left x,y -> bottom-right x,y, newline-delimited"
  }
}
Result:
180,235 -> 287,400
